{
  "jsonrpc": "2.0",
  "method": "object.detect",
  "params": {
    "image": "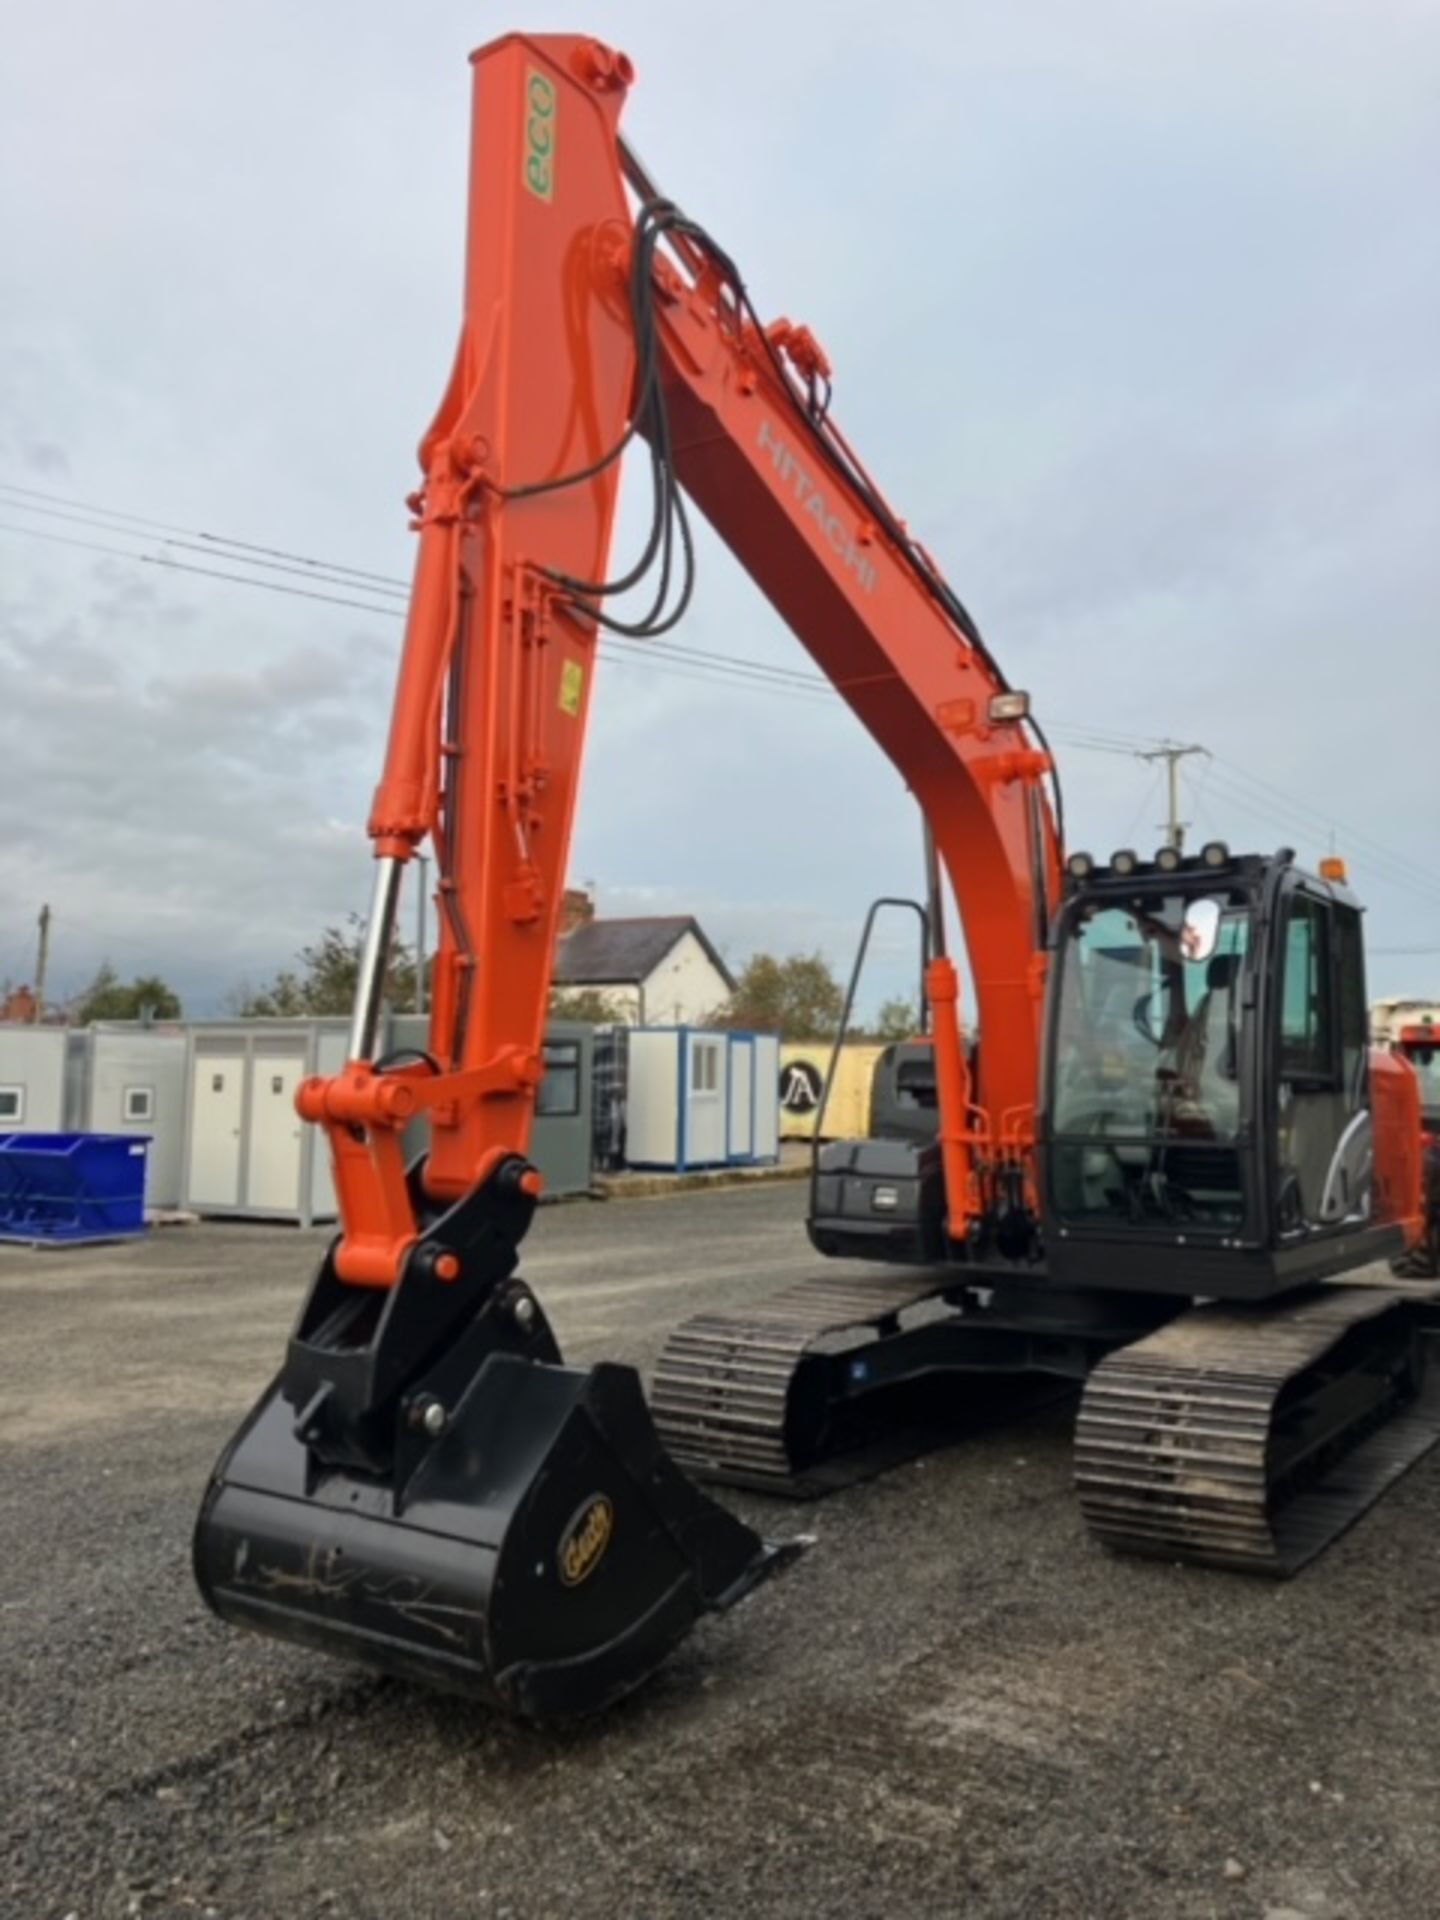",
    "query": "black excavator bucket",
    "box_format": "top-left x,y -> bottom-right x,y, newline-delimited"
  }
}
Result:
194,1158 -> 793,1720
